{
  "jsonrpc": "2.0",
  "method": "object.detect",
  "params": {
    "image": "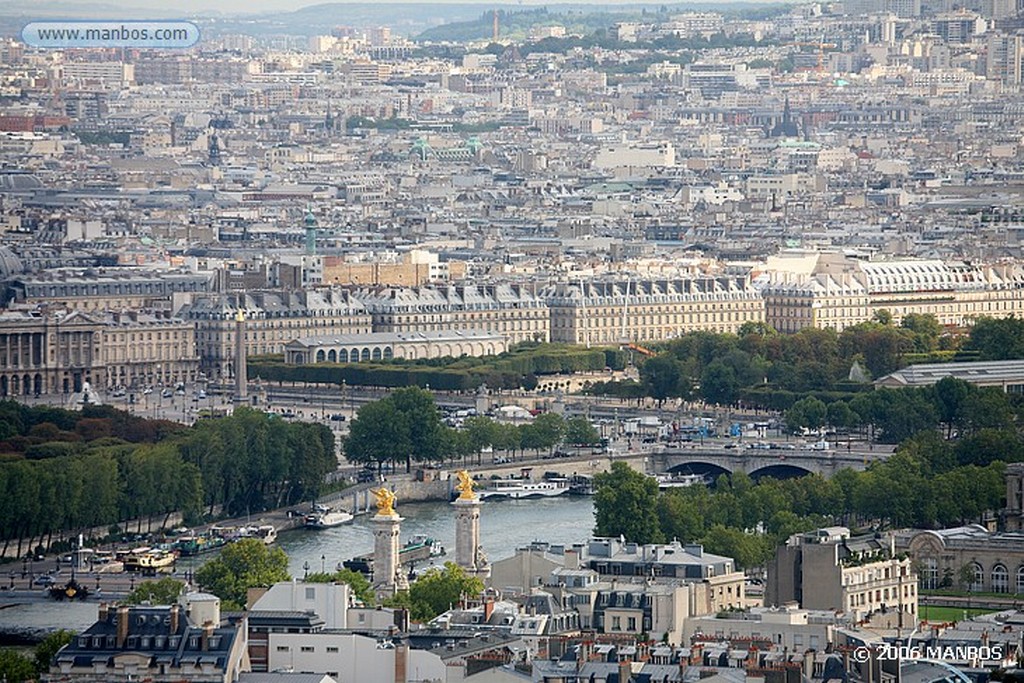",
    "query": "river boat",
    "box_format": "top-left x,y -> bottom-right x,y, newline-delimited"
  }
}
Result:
482,477 -> 570,500
304,509 -> 354,529
654,473 -> 709,489
173,534 -> 227,556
